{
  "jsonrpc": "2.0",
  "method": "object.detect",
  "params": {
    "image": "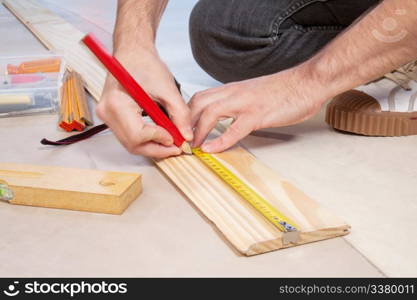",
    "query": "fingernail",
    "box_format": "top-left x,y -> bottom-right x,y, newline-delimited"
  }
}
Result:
191,140 -> 198,148
201,143 -> 212,153
164,138 -> 174,146
184,128 -> 194,141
